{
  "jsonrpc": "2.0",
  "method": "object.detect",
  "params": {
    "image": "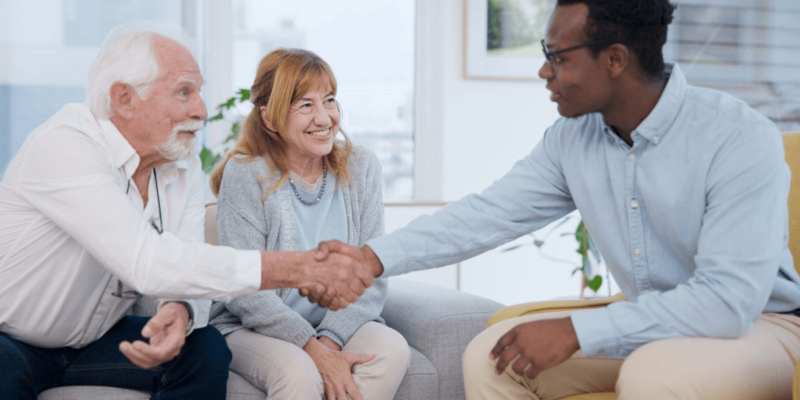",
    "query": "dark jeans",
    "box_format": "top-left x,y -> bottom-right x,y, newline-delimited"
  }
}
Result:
0,316 -> 231,400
